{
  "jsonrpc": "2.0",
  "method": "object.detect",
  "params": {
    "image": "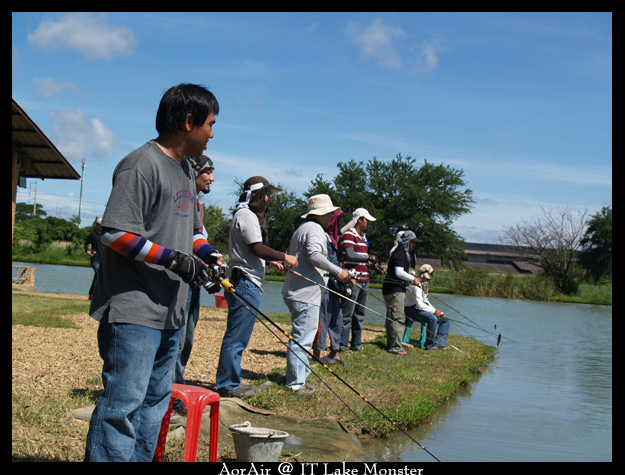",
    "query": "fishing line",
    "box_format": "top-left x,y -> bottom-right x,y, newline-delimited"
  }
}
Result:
226,286 -> 405,461
218,276 -> 443,462
352,280 -> 463,353
369,272 -> 504,304
426,292 -> 512,348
